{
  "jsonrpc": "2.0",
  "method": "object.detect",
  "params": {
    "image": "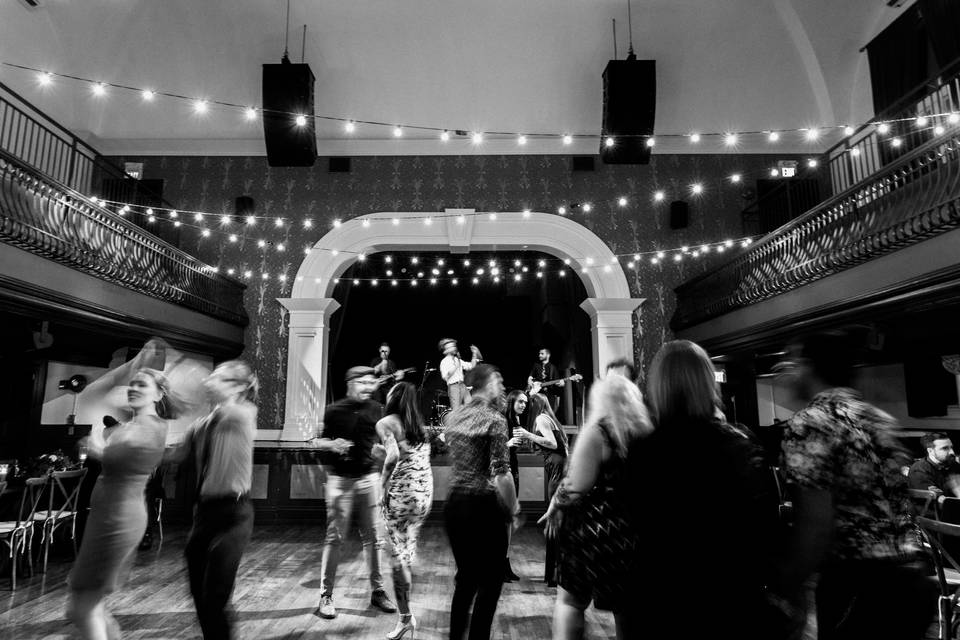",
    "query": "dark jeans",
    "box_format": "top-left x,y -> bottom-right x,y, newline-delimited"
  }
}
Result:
444,491 -> 508,640
185,497 -> 254,640
816,558 -> 936,640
